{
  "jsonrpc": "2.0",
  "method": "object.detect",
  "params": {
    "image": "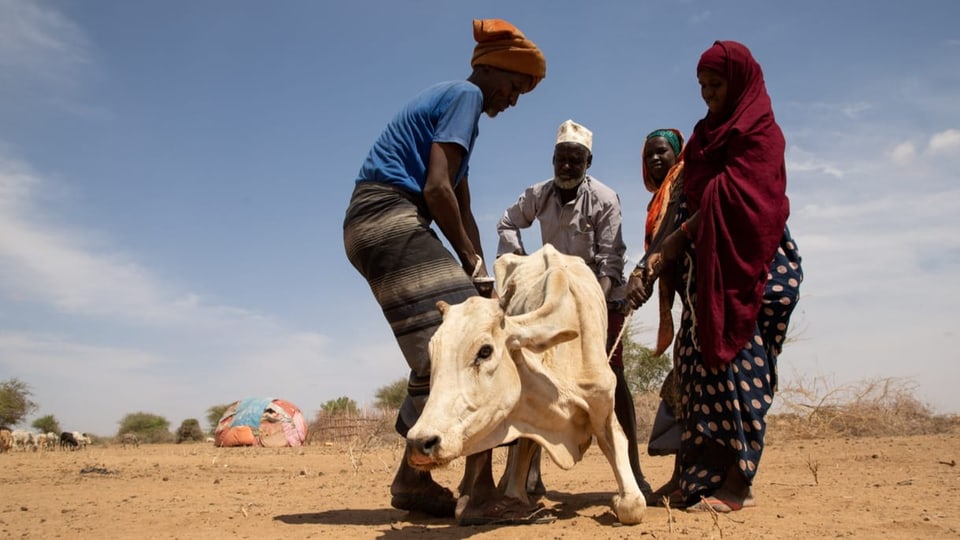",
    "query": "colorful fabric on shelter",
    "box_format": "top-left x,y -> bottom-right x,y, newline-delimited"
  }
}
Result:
214,398 -> 307,447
